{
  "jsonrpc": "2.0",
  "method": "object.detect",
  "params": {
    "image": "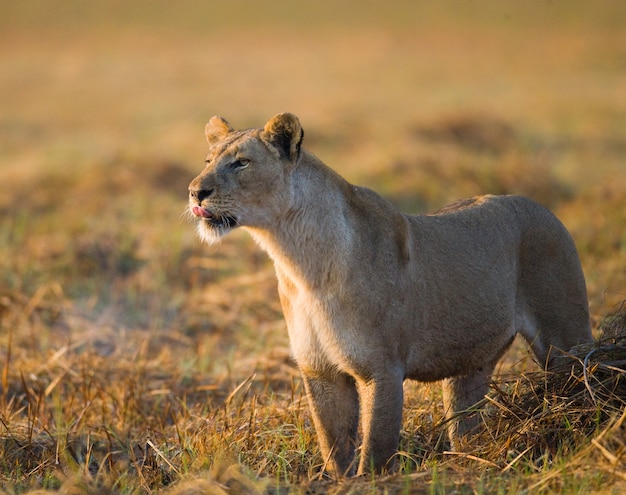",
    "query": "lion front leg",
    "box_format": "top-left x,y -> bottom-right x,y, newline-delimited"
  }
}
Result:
356,373 -> 404,475
301,371 -> 360,477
